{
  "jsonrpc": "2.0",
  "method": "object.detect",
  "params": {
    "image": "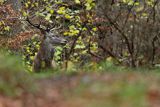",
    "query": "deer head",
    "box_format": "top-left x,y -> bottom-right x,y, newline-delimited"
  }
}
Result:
45,32 -> 67,46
